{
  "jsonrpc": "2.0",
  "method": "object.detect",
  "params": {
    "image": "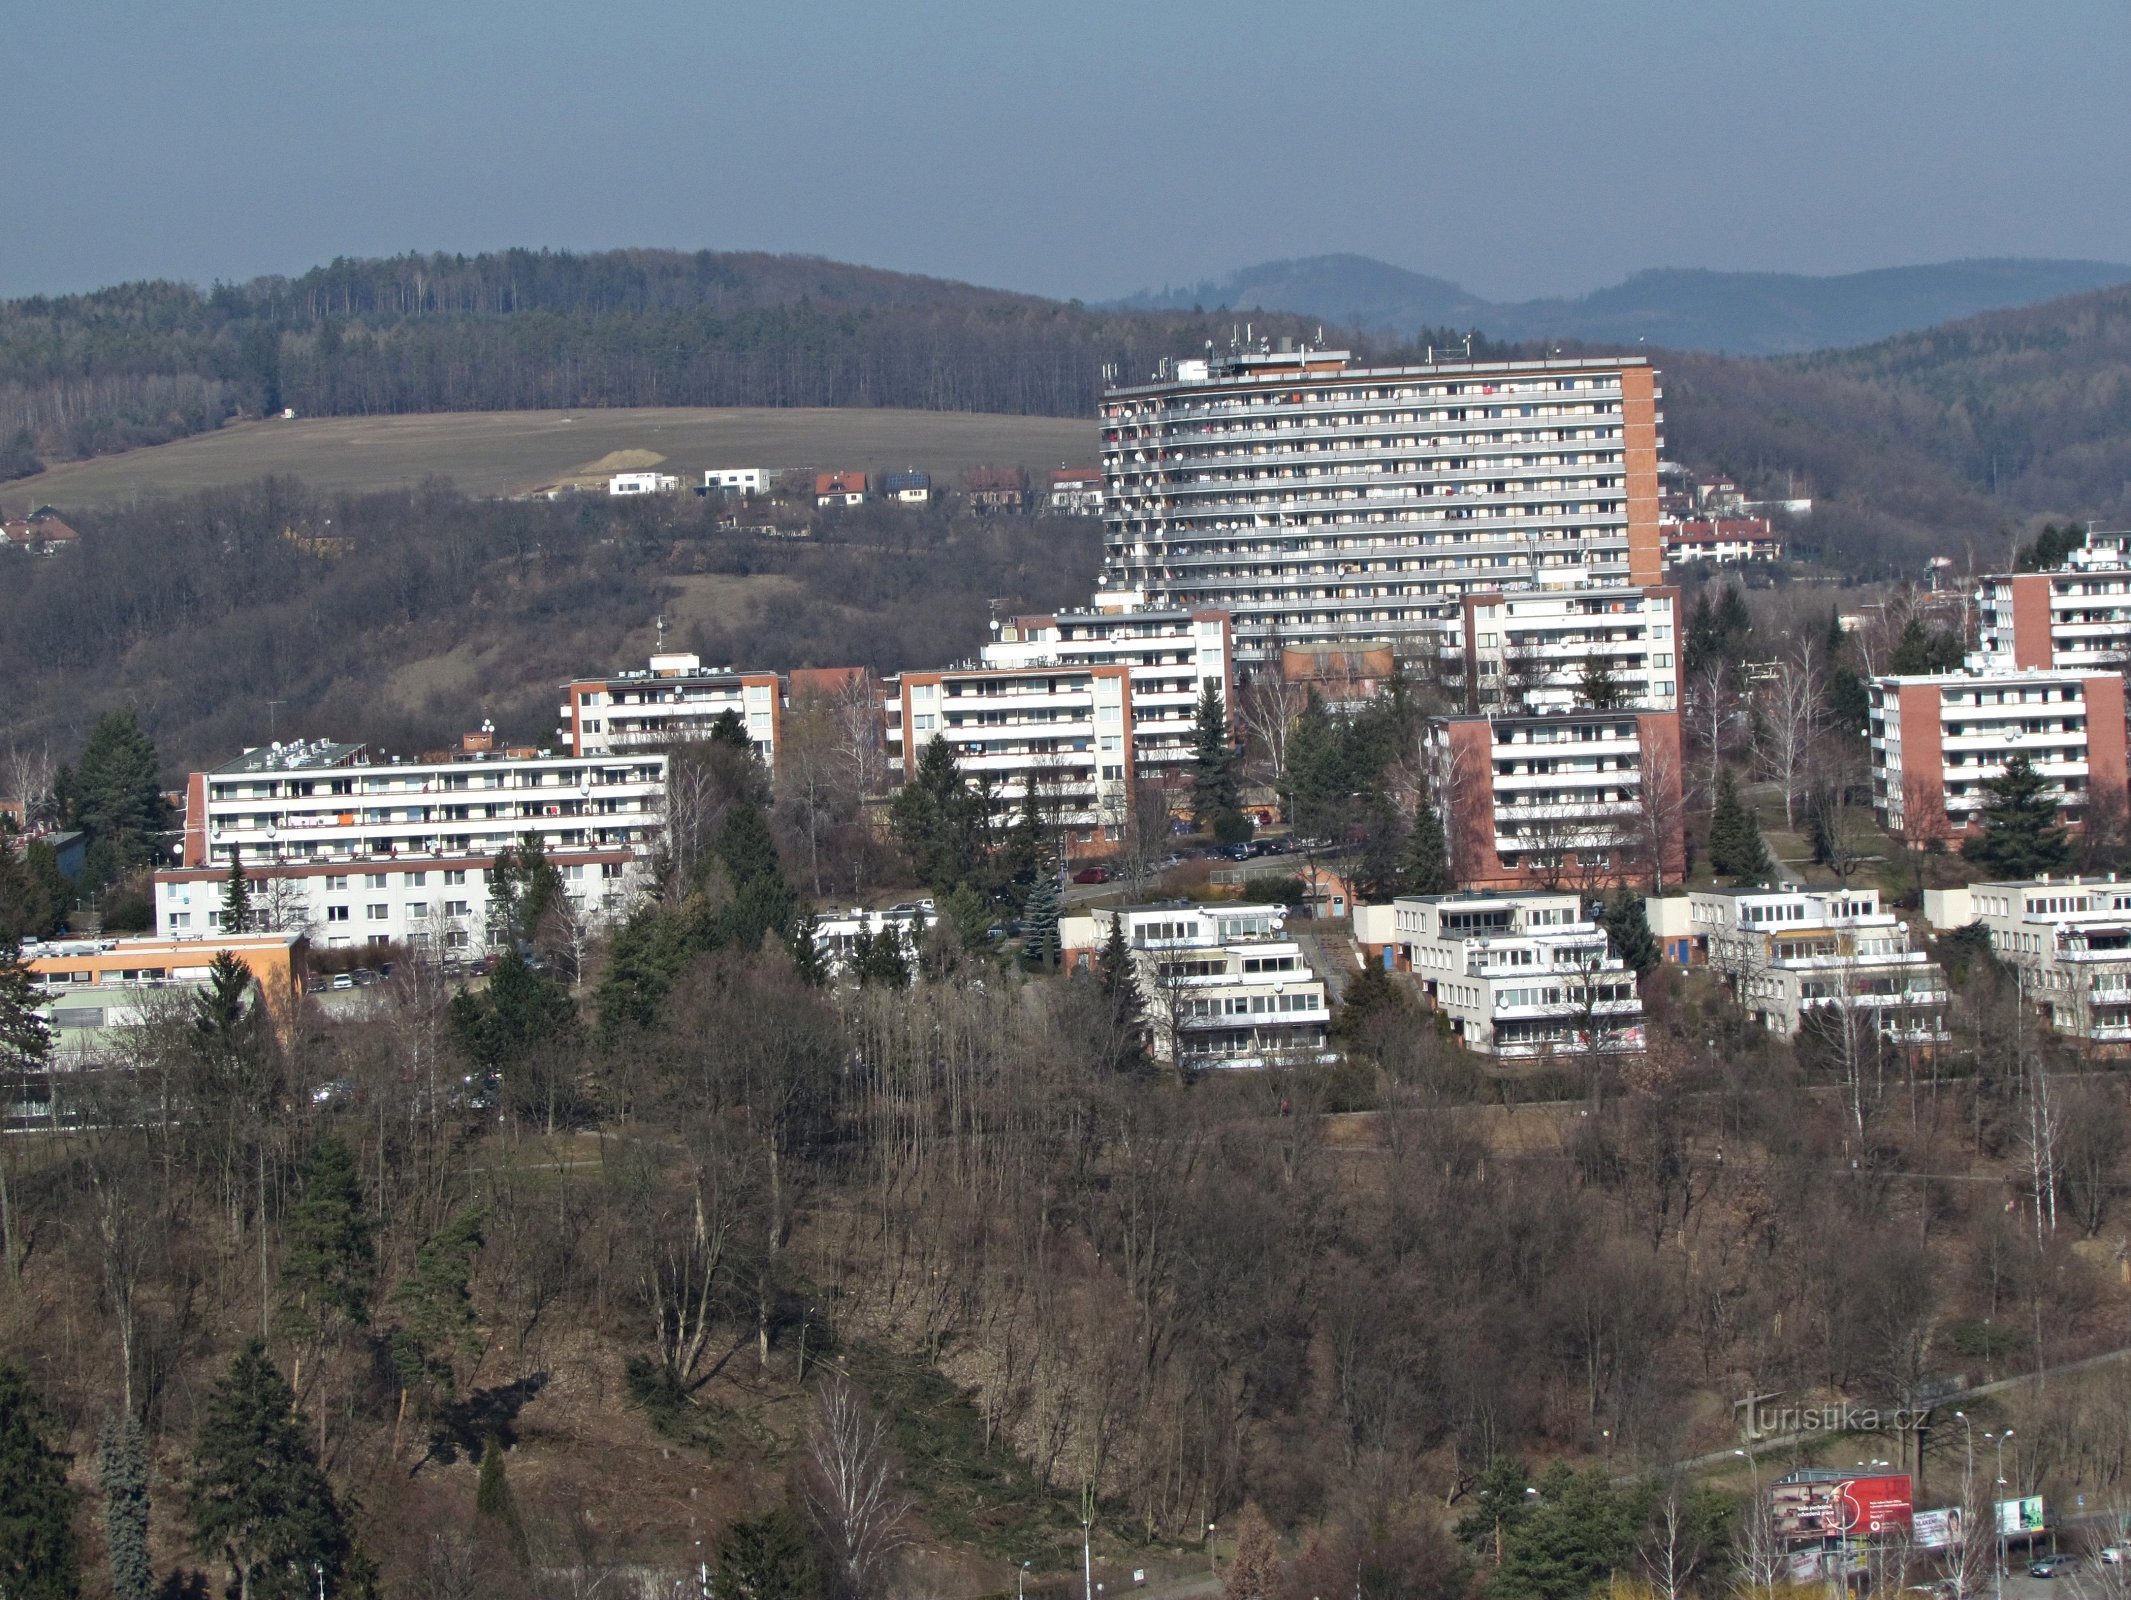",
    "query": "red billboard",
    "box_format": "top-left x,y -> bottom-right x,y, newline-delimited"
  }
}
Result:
1834,1476 -> 1914,1536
